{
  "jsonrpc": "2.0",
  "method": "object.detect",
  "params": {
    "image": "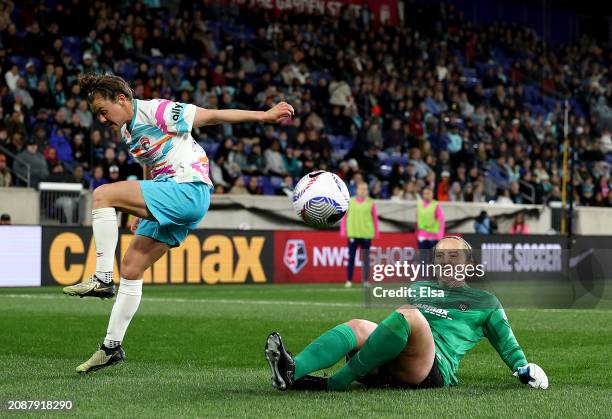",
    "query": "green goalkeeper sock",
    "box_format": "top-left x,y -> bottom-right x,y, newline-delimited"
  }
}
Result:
293,324 -> 358,380
327,311 -> 411,391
